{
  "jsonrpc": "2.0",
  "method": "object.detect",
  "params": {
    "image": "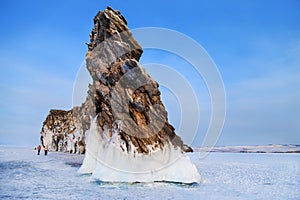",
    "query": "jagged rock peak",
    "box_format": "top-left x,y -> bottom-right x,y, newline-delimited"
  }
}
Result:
87,6 -> 142,61
84,7 -> 192,153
